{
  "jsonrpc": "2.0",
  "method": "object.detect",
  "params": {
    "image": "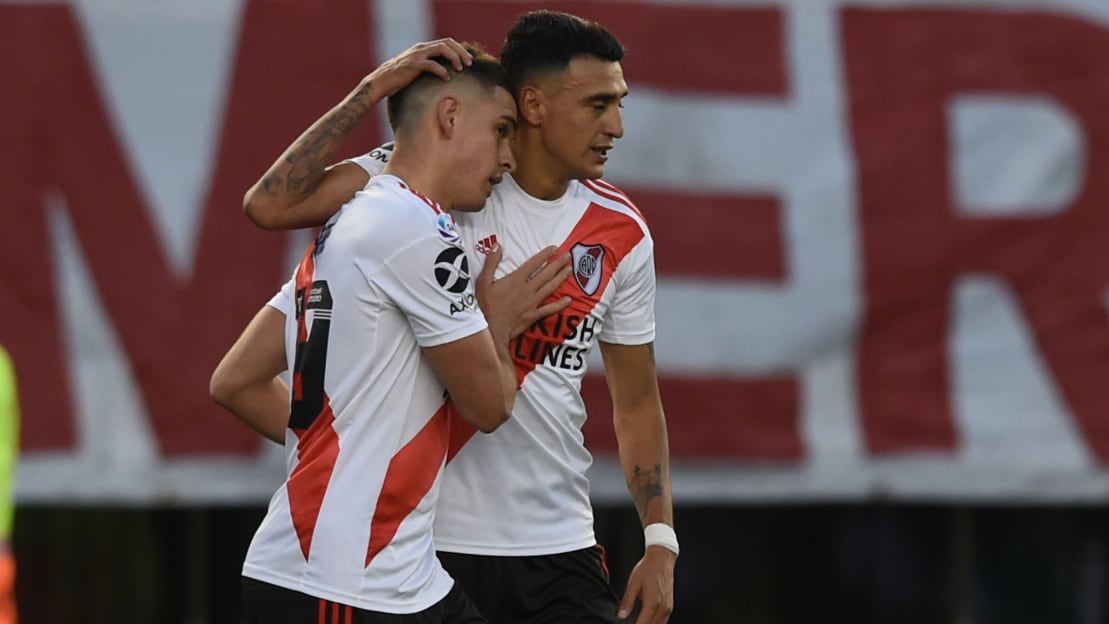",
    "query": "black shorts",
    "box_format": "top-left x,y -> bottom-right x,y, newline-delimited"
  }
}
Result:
242,577 -> 485,624
437,545 -> 619,624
